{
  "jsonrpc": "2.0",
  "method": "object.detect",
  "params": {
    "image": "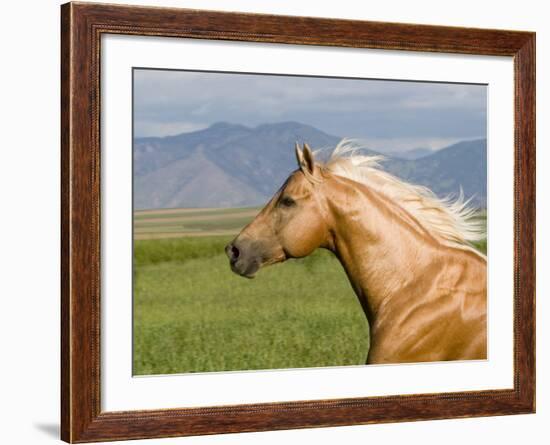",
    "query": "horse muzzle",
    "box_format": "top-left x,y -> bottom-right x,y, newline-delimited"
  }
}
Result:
225,239 -> 262,278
